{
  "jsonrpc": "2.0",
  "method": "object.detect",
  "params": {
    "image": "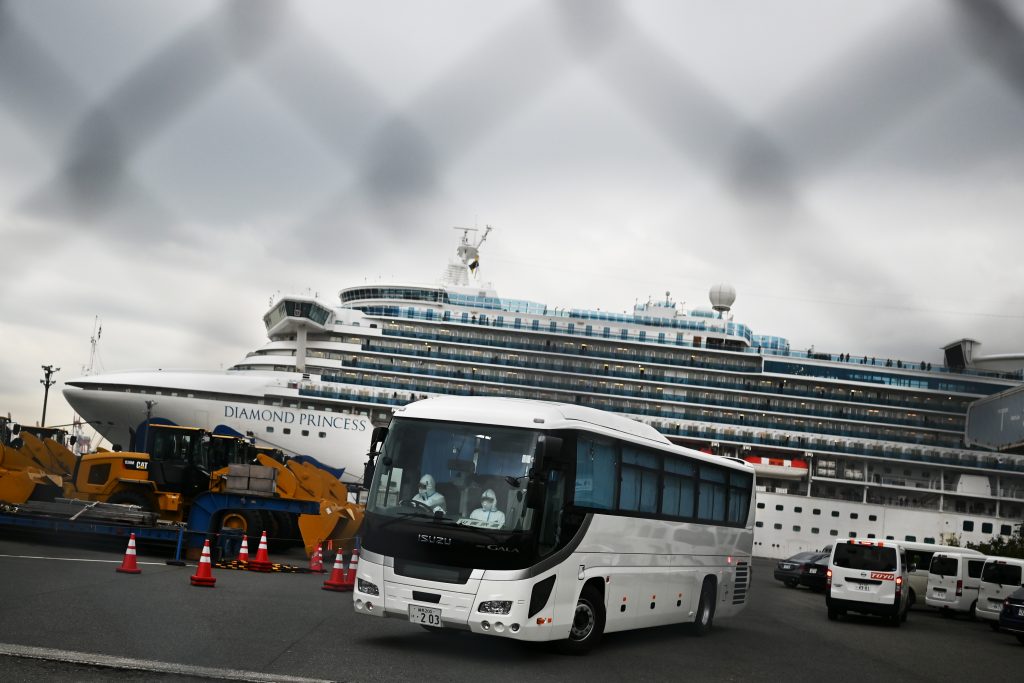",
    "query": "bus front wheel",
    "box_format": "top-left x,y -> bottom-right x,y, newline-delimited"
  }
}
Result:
559,585 -> 604,655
